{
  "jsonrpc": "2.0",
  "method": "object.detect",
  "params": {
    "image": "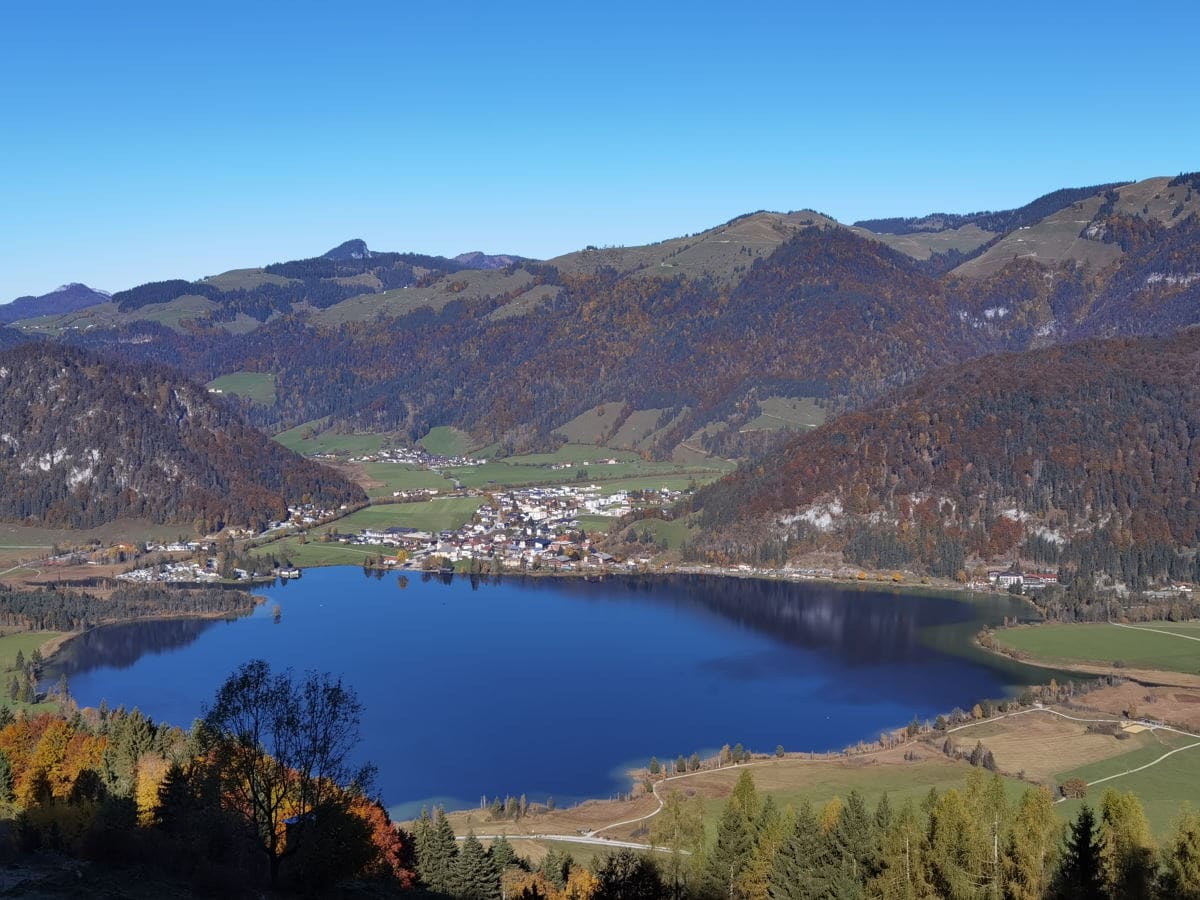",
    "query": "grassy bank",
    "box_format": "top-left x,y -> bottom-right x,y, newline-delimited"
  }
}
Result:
994,622 -> 1200,675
